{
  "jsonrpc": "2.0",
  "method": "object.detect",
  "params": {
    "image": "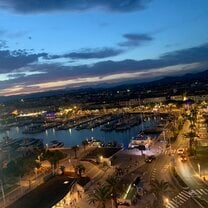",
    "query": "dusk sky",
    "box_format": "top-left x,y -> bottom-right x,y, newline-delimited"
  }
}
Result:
0,0 -> 208,96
